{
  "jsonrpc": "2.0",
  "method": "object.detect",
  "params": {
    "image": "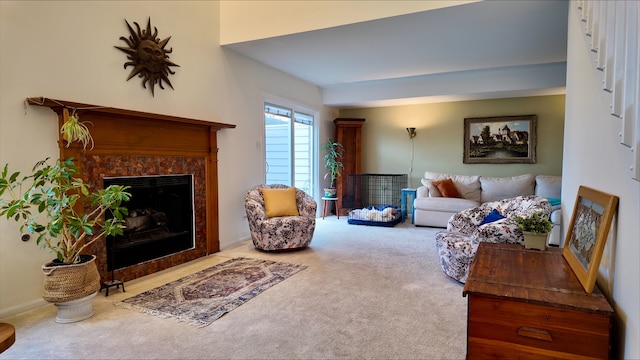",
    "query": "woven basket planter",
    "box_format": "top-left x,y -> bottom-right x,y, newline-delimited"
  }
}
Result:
41,255 -> 100,303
